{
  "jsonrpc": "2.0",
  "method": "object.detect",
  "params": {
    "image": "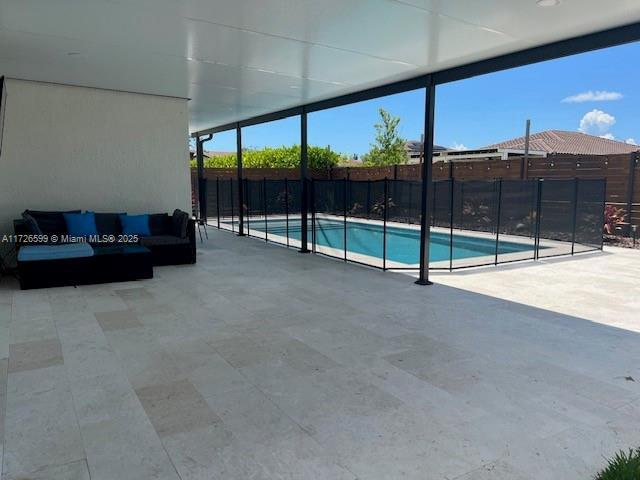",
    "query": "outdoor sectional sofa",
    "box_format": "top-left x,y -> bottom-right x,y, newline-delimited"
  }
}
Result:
13,209 -> 196,289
